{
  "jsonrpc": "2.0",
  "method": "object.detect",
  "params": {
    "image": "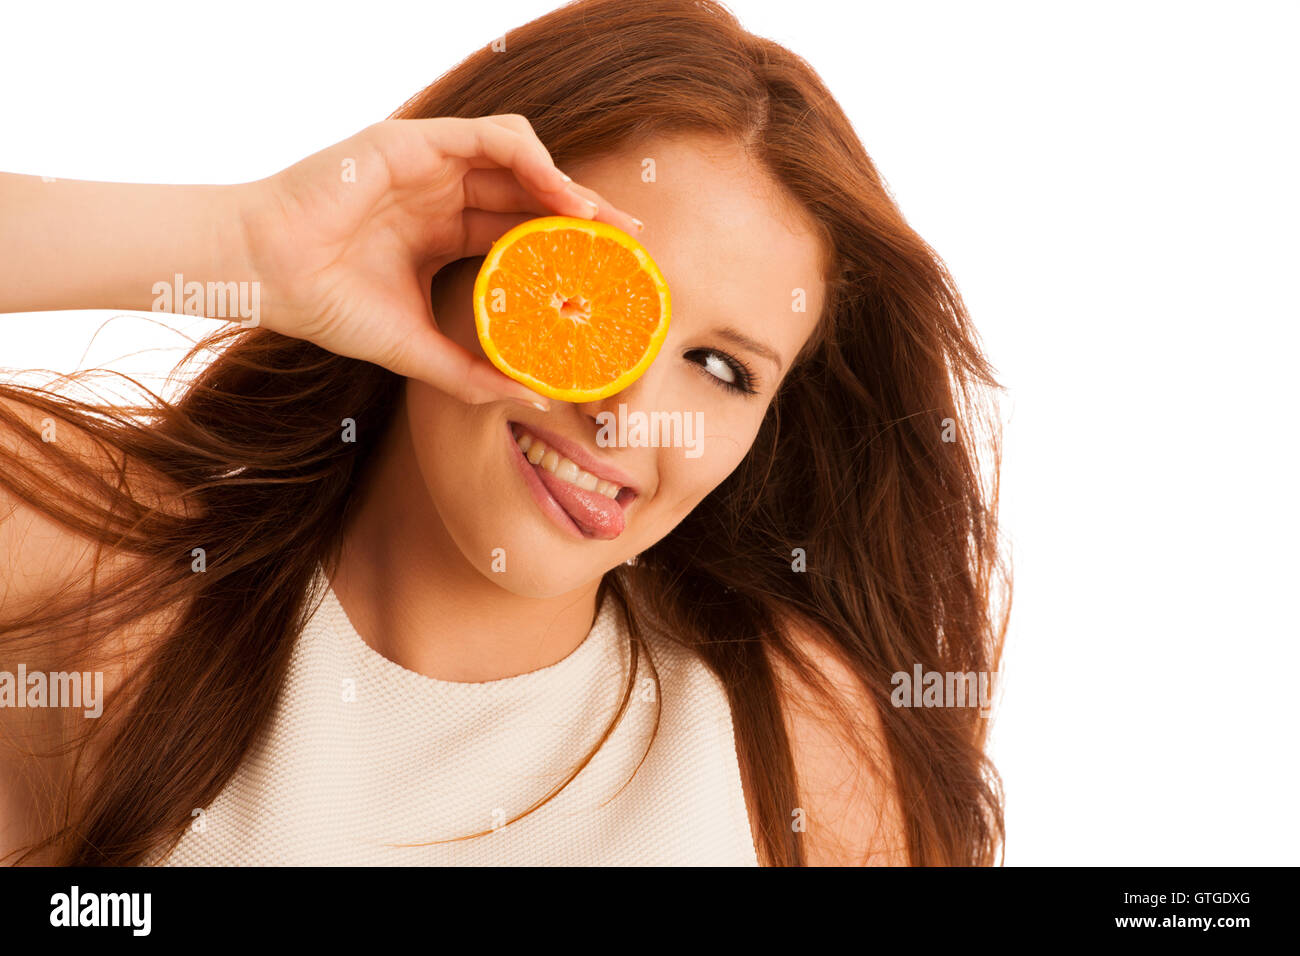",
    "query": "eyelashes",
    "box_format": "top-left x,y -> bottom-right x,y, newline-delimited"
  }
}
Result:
684,348 -> 758,396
